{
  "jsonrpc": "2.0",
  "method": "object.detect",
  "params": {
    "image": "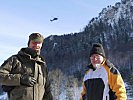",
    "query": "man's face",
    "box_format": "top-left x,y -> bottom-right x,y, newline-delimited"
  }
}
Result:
29,40 -> 43,52
90,54 -> 104,67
